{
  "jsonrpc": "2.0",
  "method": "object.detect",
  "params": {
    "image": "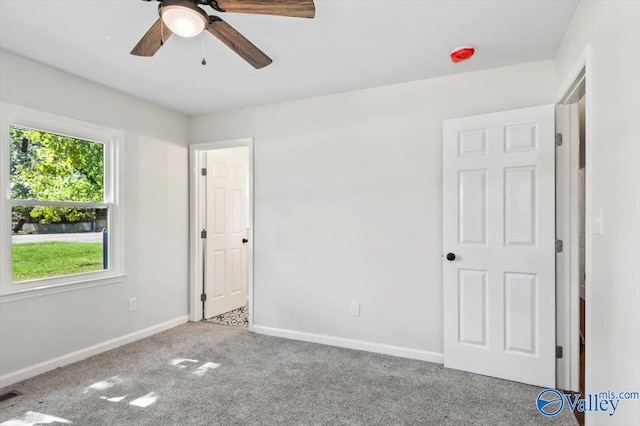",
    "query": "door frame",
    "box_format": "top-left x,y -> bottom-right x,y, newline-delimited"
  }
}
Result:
555,45 -> 592,392
189,138 -> 255,330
